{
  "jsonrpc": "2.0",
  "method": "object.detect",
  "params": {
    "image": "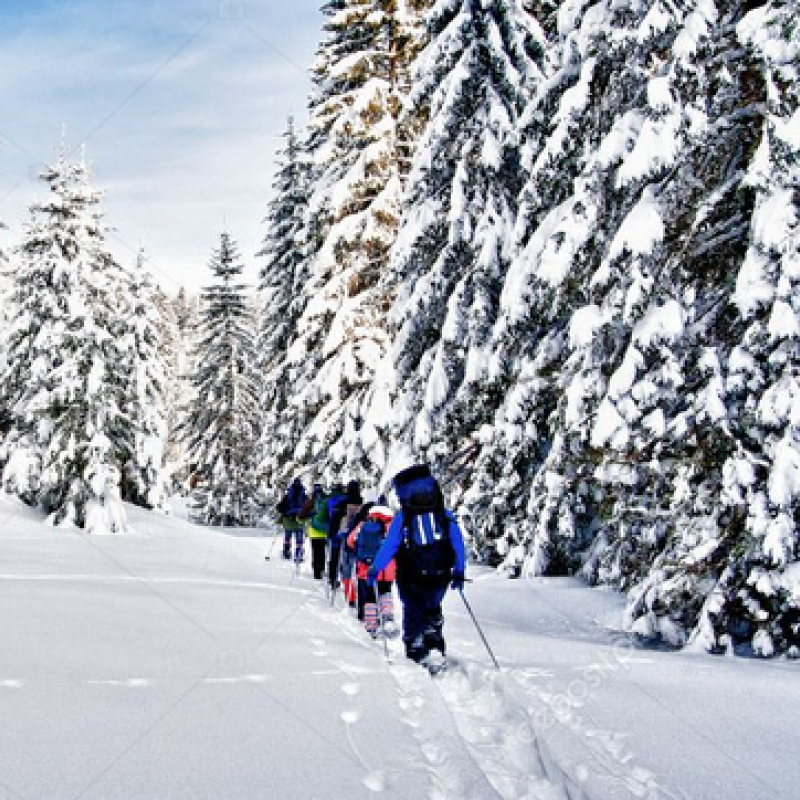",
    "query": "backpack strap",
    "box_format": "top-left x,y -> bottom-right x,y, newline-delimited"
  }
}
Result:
401,508 -> 450,550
